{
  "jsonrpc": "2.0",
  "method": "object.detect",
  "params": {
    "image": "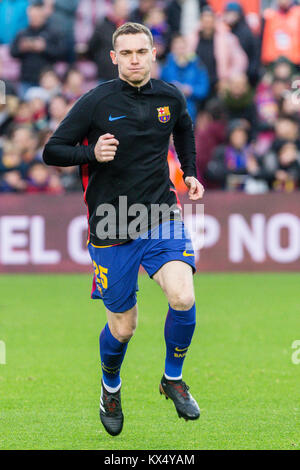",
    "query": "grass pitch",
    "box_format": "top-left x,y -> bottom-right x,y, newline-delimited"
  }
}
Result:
0,273 -> 300,450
